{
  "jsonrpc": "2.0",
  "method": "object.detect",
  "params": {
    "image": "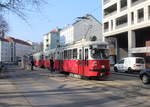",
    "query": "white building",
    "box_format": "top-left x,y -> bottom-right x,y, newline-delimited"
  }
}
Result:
27,41 -> 43,53
5,37 -> 33,62
60,14 -> 103,46
103,0 -> 150,66
60,25 -> 74,46
43,29 -> 60,52
0,38 -> 11,62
